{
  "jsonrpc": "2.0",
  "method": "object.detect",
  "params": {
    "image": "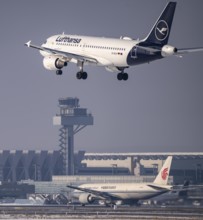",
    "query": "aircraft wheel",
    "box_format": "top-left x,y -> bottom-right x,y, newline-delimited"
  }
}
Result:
56,69 -> 63,75
117,72 -> 123,81
123,73 -> 128,81
76,72 -> 83,79
82,72 -> 88,80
